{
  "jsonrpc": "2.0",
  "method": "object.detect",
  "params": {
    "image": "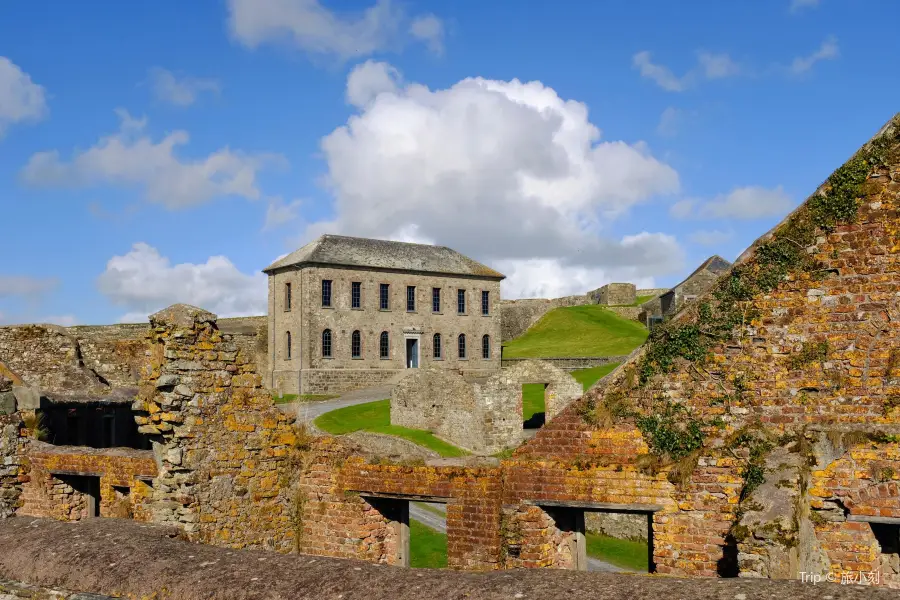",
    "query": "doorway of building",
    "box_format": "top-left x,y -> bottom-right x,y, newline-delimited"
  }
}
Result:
405,338 -> 419,368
